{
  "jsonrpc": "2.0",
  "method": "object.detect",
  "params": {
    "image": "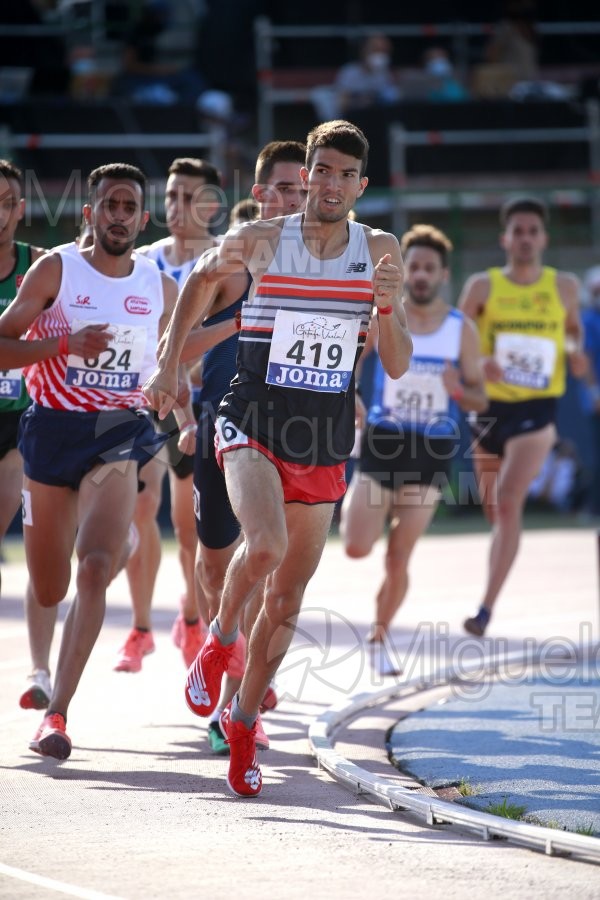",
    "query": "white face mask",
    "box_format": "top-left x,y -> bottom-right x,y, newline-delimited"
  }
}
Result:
427,58 -> 452,78
367,52 -> 390,71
